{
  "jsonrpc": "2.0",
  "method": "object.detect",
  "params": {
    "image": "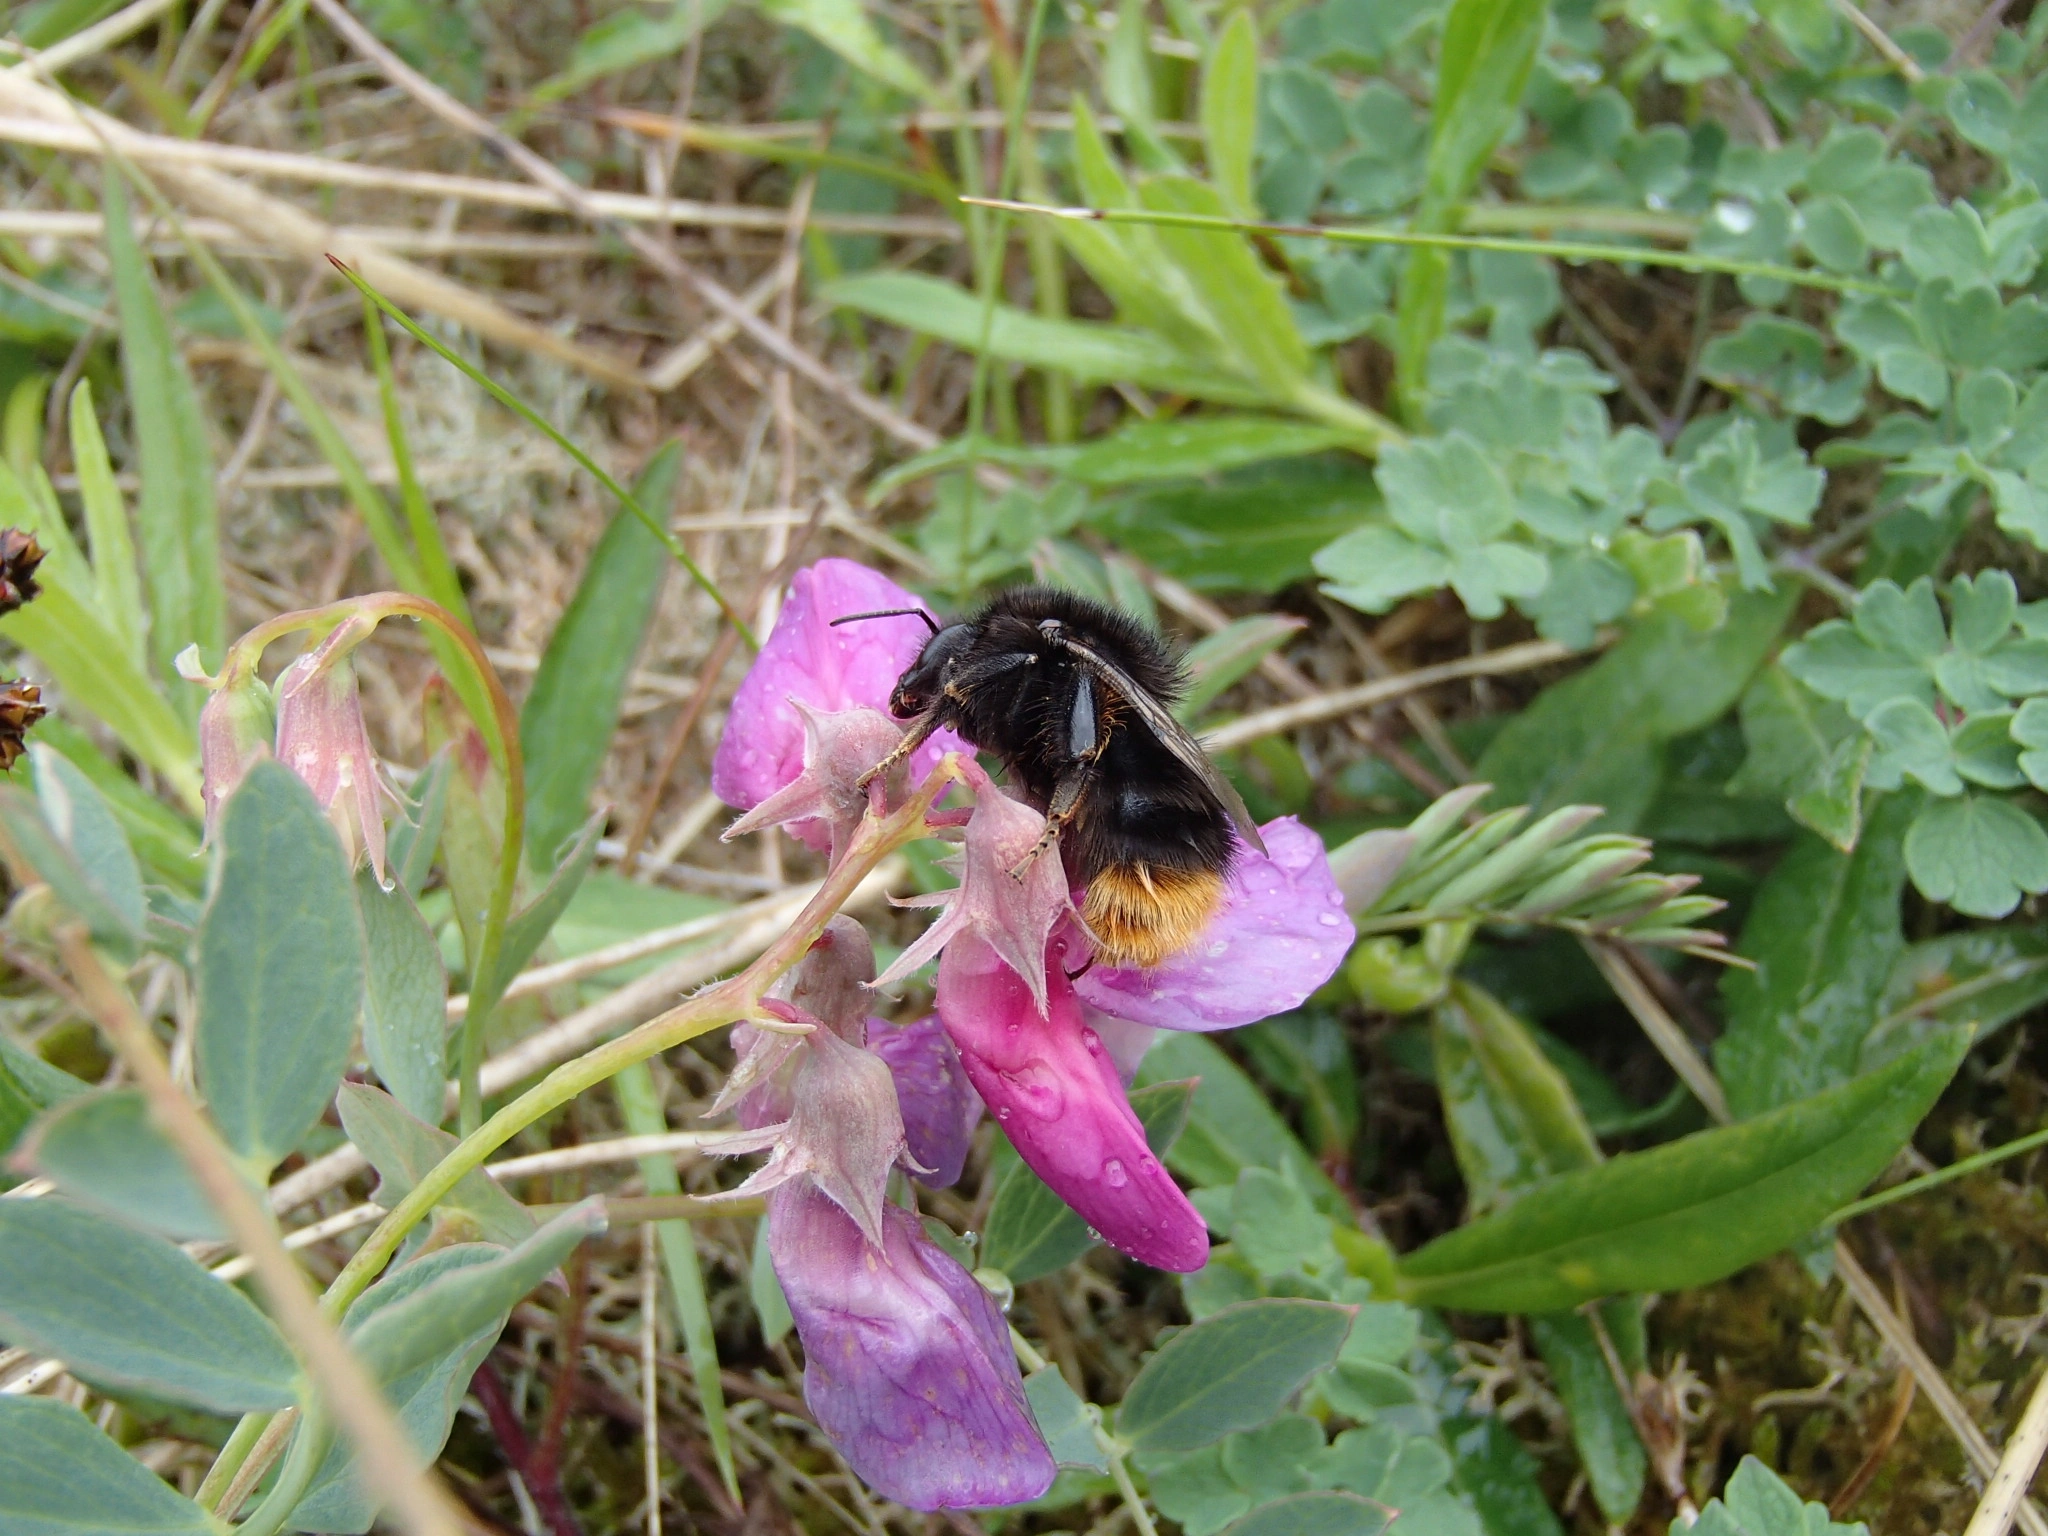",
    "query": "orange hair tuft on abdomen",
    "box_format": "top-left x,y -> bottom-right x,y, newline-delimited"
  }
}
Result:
1081,863 -> 1226,970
